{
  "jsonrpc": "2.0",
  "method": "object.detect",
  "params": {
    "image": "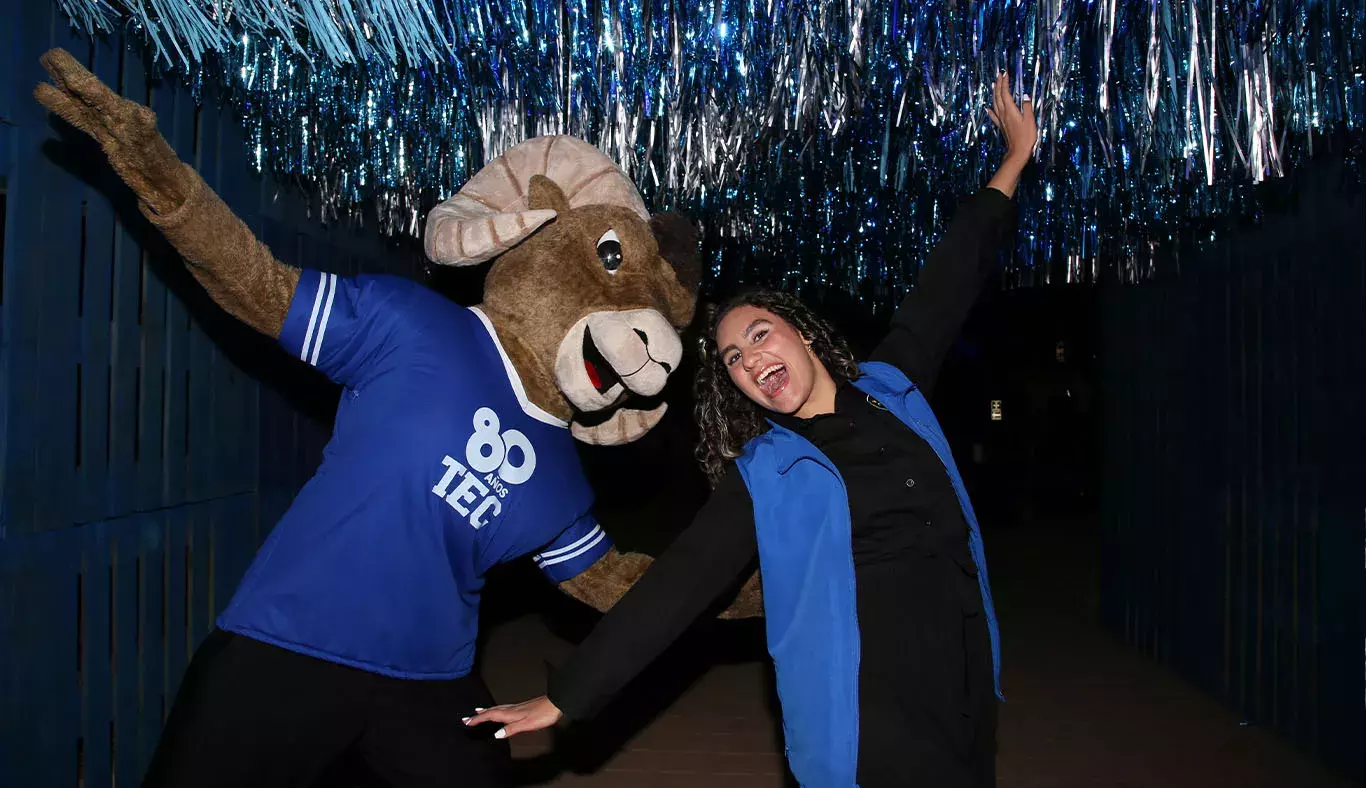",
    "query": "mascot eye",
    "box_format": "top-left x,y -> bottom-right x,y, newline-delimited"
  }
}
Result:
597,229 -> 624,274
